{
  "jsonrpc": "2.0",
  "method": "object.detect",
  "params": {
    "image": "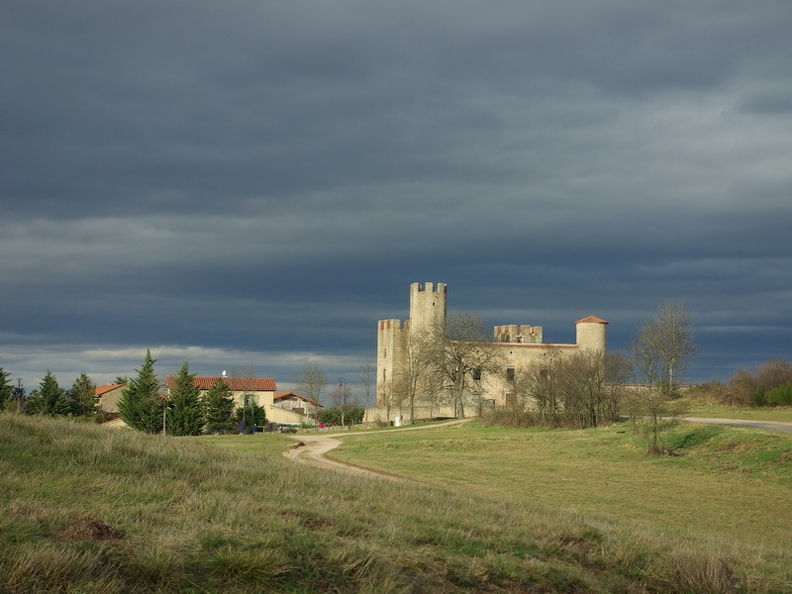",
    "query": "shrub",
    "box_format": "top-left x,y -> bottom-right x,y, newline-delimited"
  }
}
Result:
767,384 -> 792,407
718,360 -> 792,407
750,389 -> 767,407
